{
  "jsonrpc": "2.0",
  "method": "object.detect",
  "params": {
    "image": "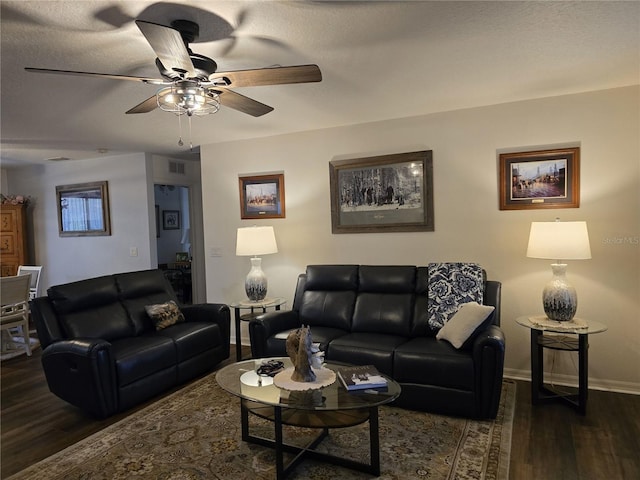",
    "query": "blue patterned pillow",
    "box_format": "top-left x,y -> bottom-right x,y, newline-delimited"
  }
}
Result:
428,263 -> 484,330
